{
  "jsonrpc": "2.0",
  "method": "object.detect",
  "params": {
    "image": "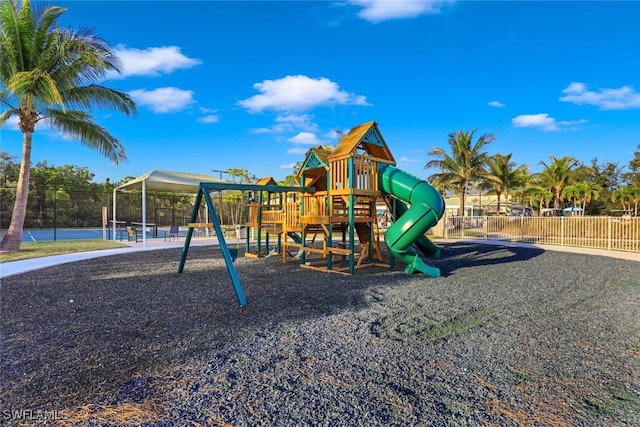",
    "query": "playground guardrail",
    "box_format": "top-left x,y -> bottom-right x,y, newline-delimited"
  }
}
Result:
441,214 -> 640,254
